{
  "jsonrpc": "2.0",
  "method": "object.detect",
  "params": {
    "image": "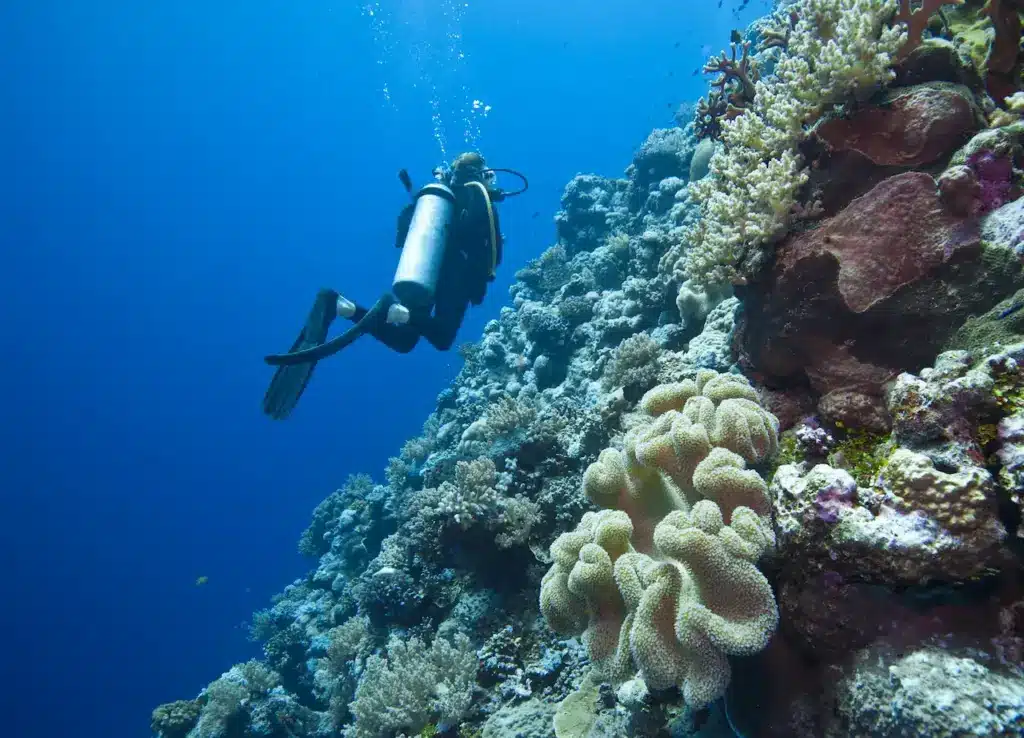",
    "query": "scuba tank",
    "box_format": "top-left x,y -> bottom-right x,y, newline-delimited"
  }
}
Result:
392,182 -> 456,309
